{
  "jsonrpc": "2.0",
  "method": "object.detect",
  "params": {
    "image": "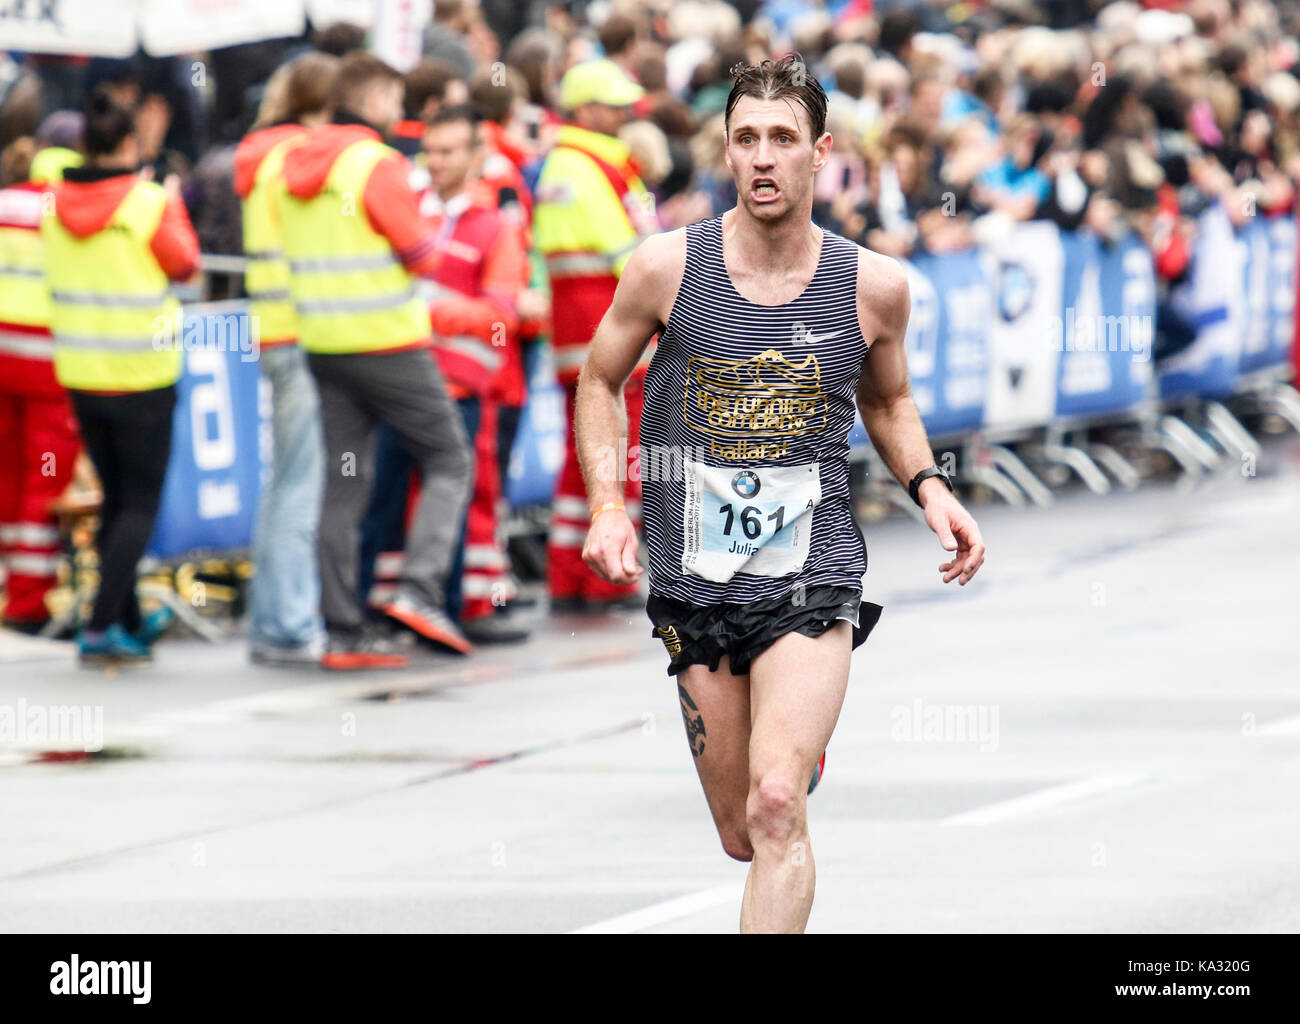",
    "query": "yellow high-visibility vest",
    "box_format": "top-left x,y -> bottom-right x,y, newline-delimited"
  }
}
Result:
29,146 -> 82,186
276,139 -> 429,355
242,134 -> 302,346
43,179 -> 183,392
0,186 -> 51,359
534,125 -> 650,280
